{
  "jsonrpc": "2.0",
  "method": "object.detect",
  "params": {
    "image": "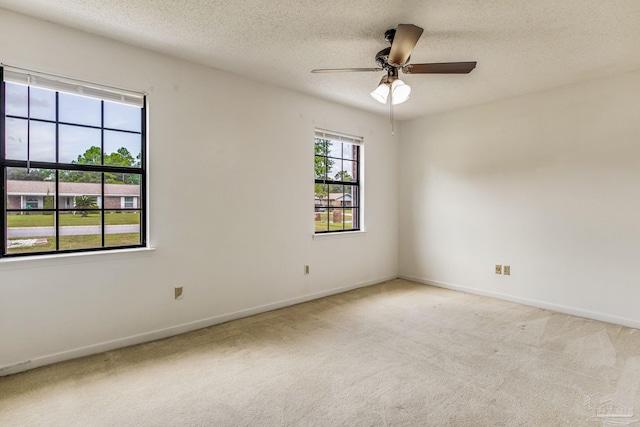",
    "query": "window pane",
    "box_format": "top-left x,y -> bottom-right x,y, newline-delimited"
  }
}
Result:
342,143 -> 356,161
314,208 -> 329,232
105,210 -> 140,247
329,185 -> 343,206
58,210 -> 102,250
30,87 -> 56,121
328,141 -> 342,158
6,165 -> 56,253
5,82 -> 28,117
334,185 -> 355,209
6,168 -> 56,211
6,213 -> 55,255
104,101 -> 141,132
59,93 -> 101,127
314,183 -> 329,206
327,207 -> 344,231
5,117 -> 28,160
30,121 -> 56,162
104,179 -> 140,209
314,183 -> 329,232
328,157 -> 341,181
104,131 -> 141,168
344,208 -> 358,231
314,138 -> 328,156
343,185 -> 357,208
314,156 -> 329,180
59,172 -> 102,212
59,125 -> 101,164
341,161 -> 357,182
